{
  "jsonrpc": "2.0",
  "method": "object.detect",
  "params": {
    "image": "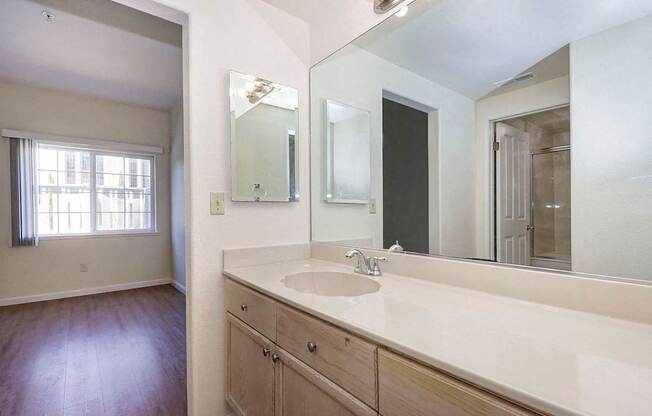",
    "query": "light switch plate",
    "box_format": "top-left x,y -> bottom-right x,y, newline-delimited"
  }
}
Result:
210,192 -> 225,215
369,198 -> 377,214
